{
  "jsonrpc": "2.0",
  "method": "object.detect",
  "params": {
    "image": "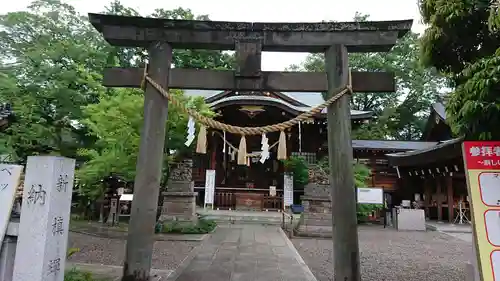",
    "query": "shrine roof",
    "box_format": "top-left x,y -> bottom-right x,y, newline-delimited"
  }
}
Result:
205,94 -> 373,119
352,140 -> 437,151
421,102 -> 452,141
184,89 -> 349,109
385,137 -> 463,167
204,91 -> 310,107
432,103 -> 446,120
